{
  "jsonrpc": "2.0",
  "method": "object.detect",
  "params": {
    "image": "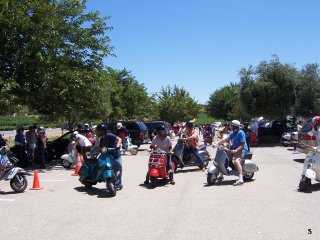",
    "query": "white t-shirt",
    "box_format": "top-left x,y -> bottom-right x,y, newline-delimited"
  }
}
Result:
75,134 -> 92,147
151,135 -> 172,153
